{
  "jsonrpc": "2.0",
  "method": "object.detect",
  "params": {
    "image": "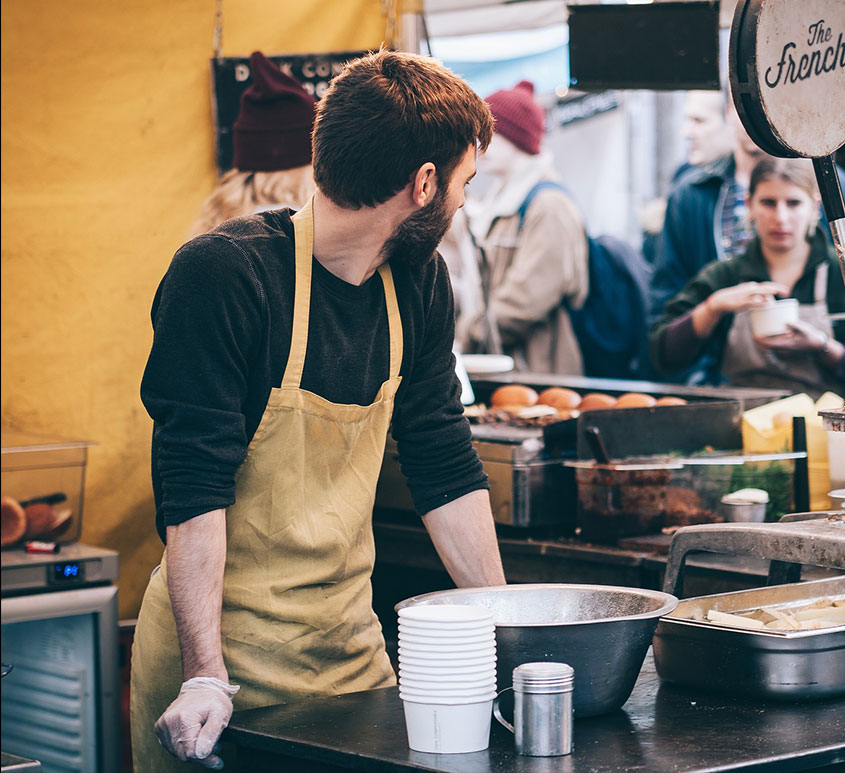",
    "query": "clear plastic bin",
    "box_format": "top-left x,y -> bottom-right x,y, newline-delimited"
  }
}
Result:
570,451 -> 800,543
1,430 -> 93,547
